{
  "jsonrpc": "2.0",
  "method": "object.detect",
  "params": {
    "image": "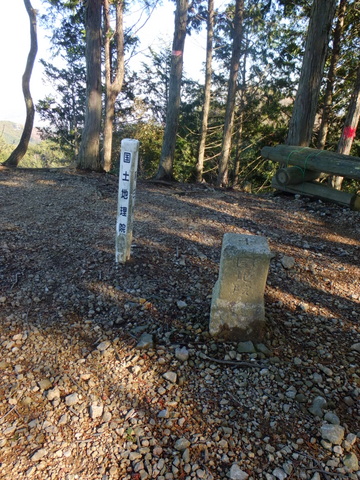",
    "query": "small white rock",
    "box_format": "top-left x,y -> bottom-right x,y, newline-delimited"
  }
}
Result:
324,411 -> 340,425
177,300 -> 187,309
350,342 -> 360,353
47,387 -> 60,401
320,423 -> 345,445
30,448 -> 47,462
136,333 -> 154,350
97,341 -> 110,351
281,256 -> 295,269
273,467 -> 287,480
38,379 -> 52,391
343,452 -> 359,472
228,463 -> 249,480
158,409 -> 169,418
65,393 -> 79,406
345,433 -> 357,446
163,371 -> 177,383
175,347 -> 189,362
89,404 -> 104,419
174,437 -> 190,451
